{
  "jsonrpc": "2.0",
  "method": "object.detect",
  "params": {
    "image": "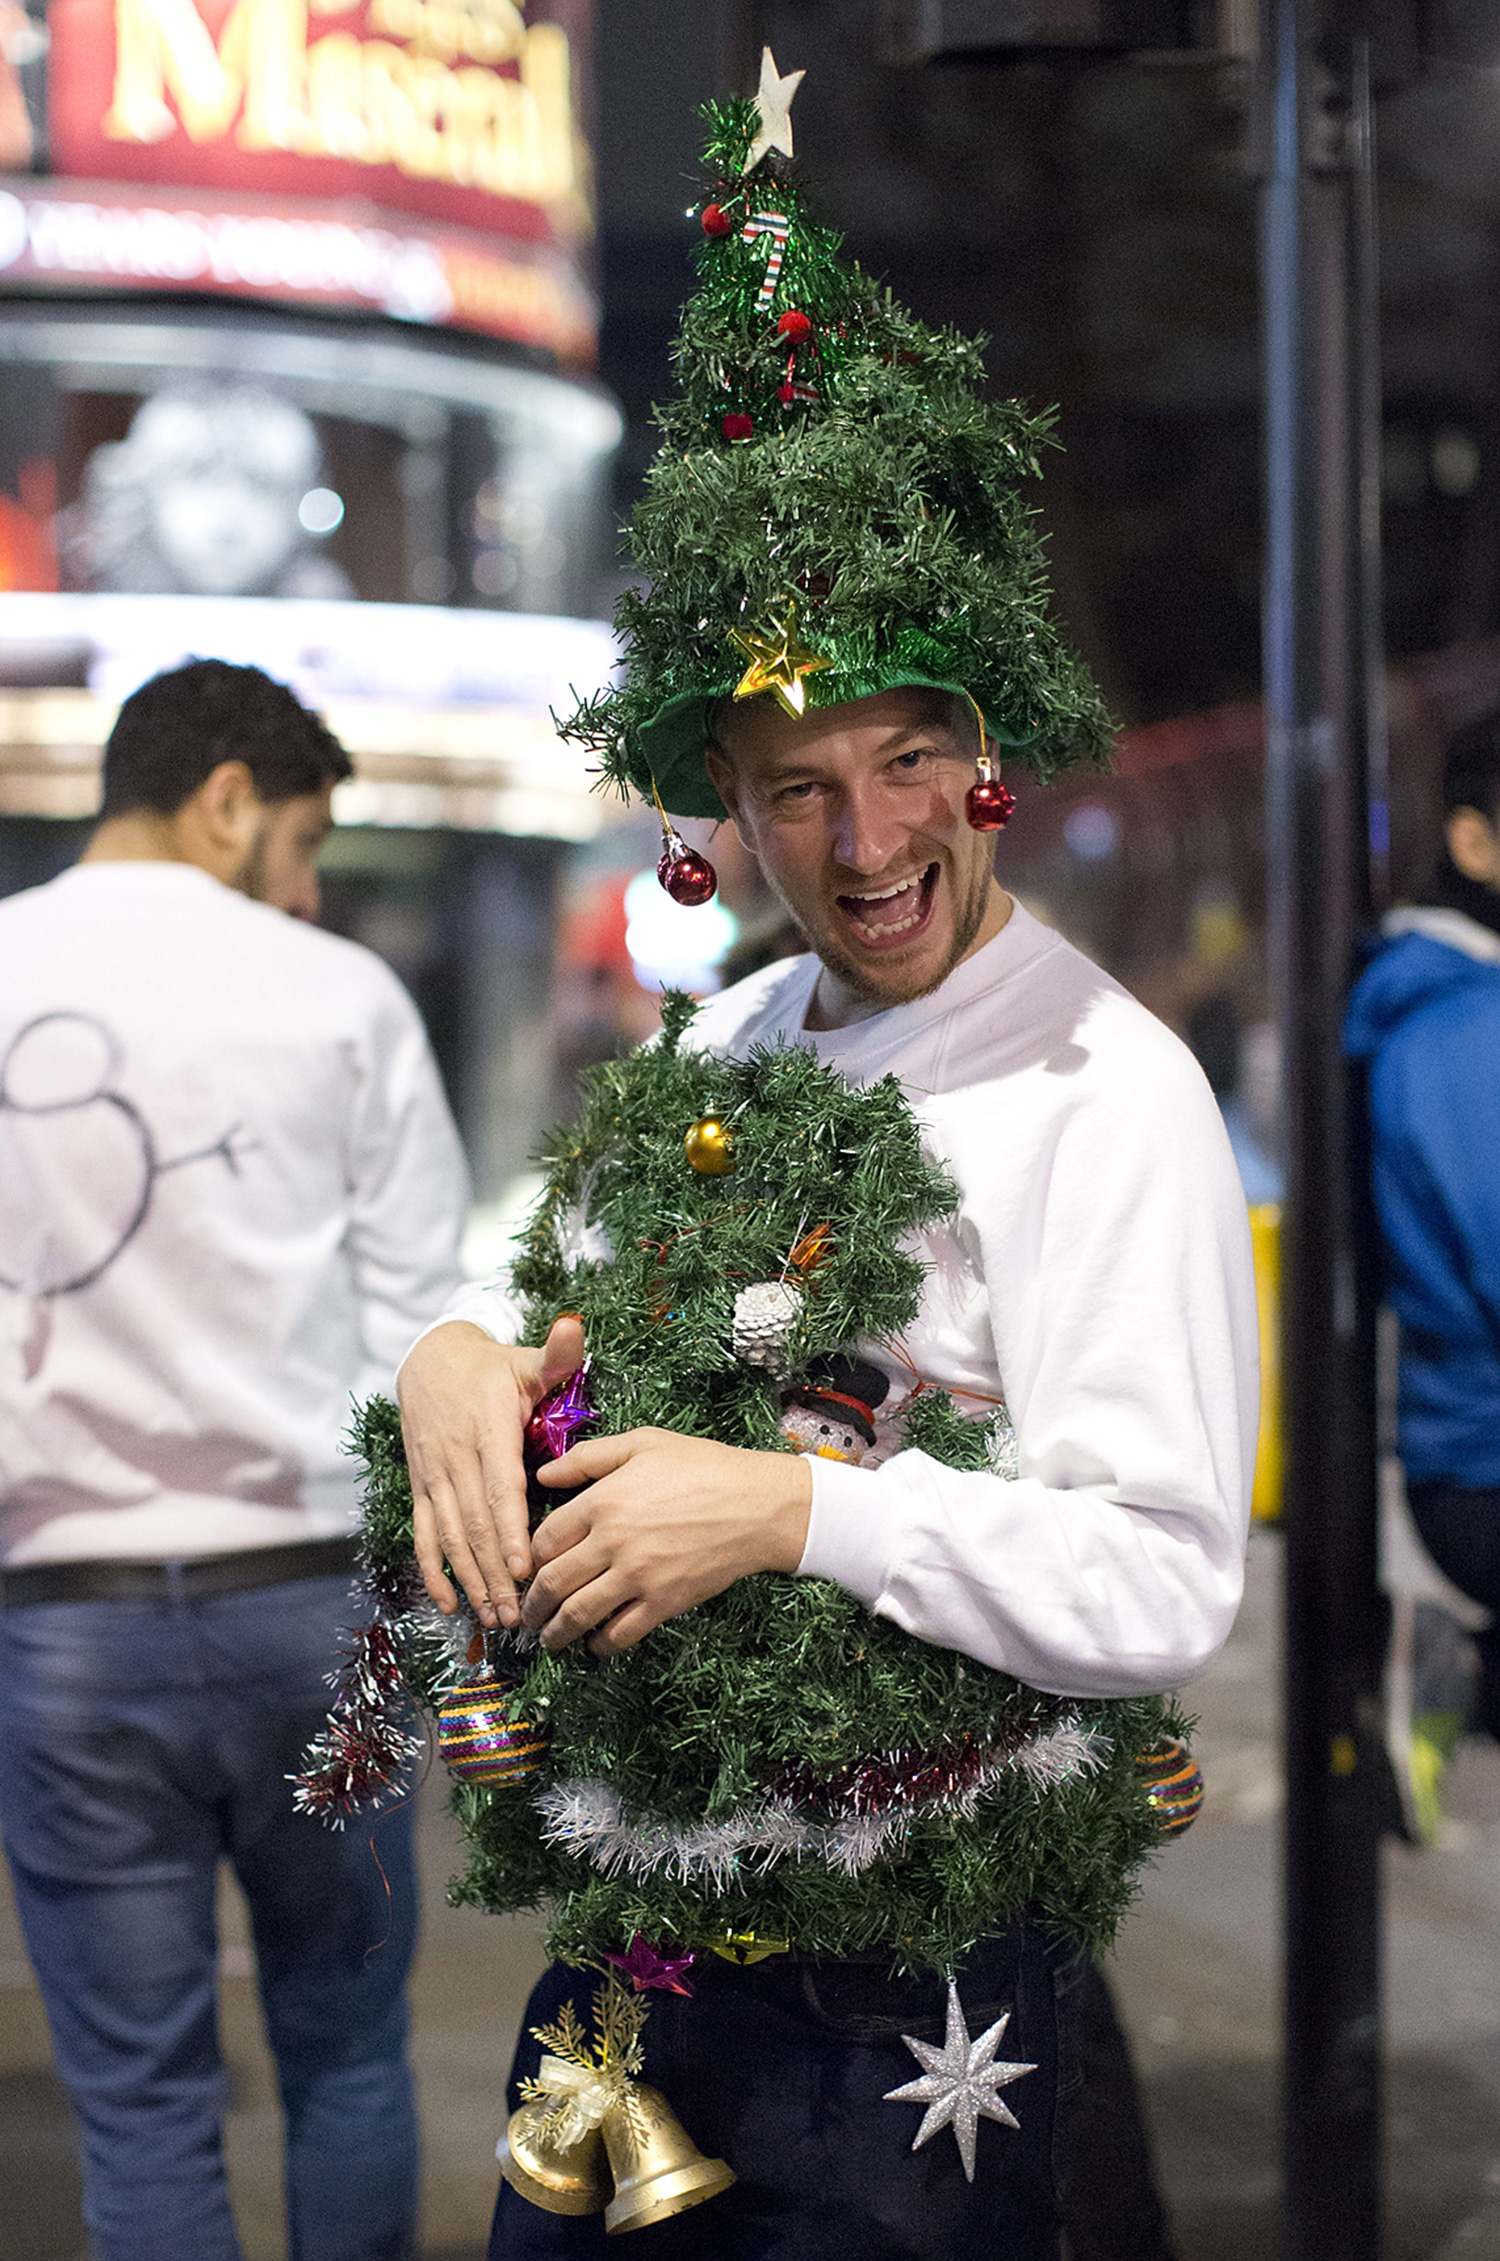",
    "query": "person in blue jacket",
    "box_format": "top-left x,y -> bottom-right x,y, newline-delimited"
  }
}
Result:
1346,710 -> 1500,1735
